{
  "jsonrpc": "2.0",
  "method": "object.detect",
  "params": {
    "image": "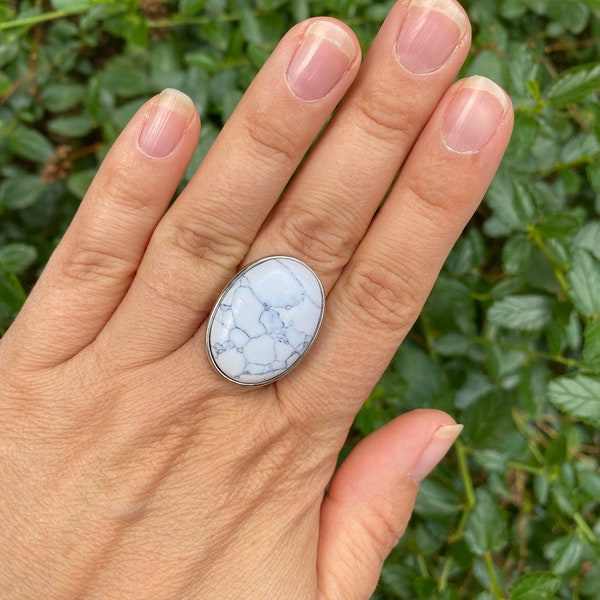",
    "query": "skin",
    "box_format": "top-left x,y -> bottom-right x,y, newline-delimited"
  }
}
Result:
0,1 -> 513,598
